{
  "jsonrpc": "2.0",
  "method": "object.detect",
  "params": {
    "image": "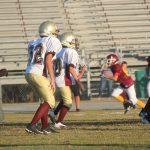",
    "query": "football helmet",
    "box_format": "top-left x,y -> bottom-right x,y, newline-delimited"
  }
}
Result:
39,21 -> 59,37
106,54 -> 119,66
58,32 -> 79,49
